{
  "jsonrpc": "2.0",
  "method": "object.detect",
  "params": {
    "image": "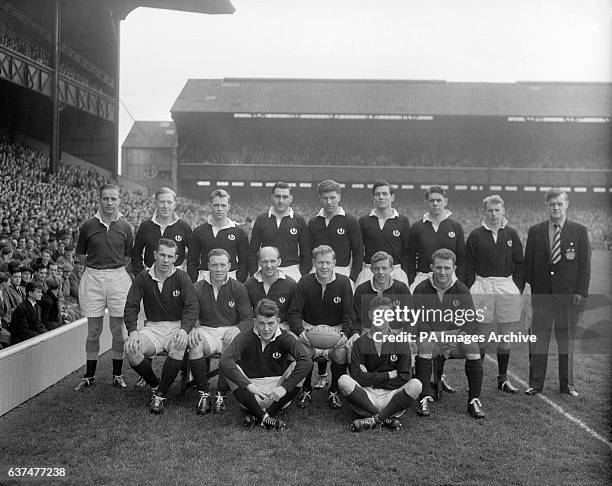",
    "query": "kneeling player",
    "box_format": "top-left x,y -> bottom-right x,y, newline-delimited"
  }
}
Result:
220,299 -> 312,430
413,249 -> 485,419
124,238 -> 199,414
340,296 -> 422,432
